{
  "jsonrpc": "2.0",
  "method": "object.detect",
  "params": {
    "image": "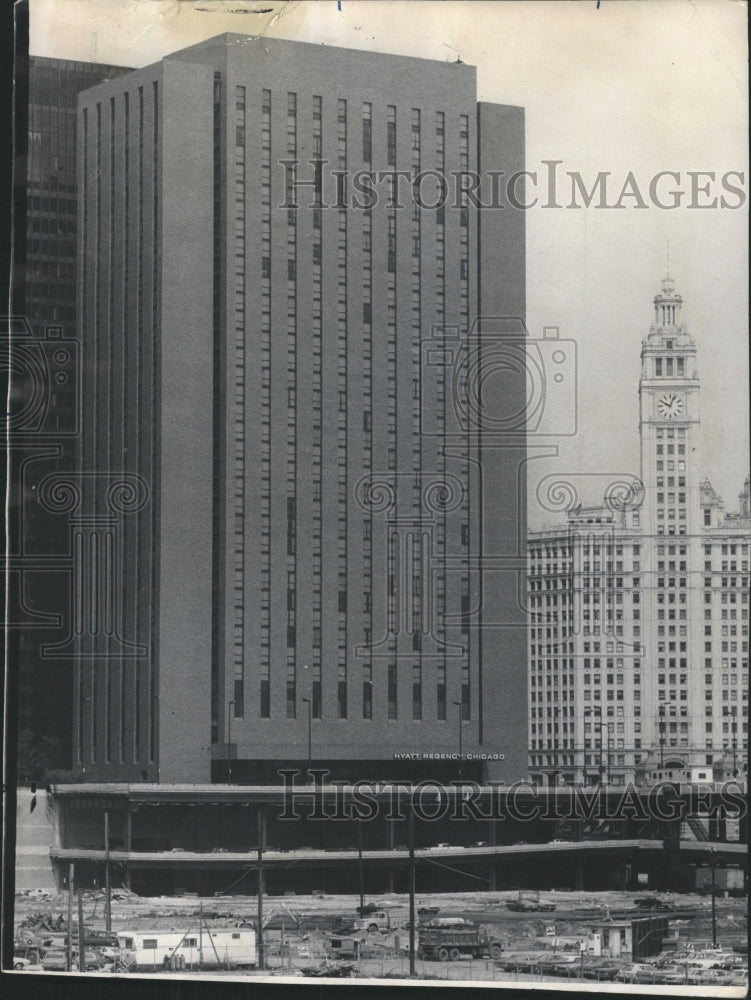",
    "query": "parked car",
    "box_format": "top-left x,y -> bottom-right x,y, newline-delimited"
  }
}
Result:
82,930 -> 119,948
581,959 -> 622,981
470,841 -> 488,848
41,949 -> 68,971
634,895 -> 673,911
77,949 -> 108,971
